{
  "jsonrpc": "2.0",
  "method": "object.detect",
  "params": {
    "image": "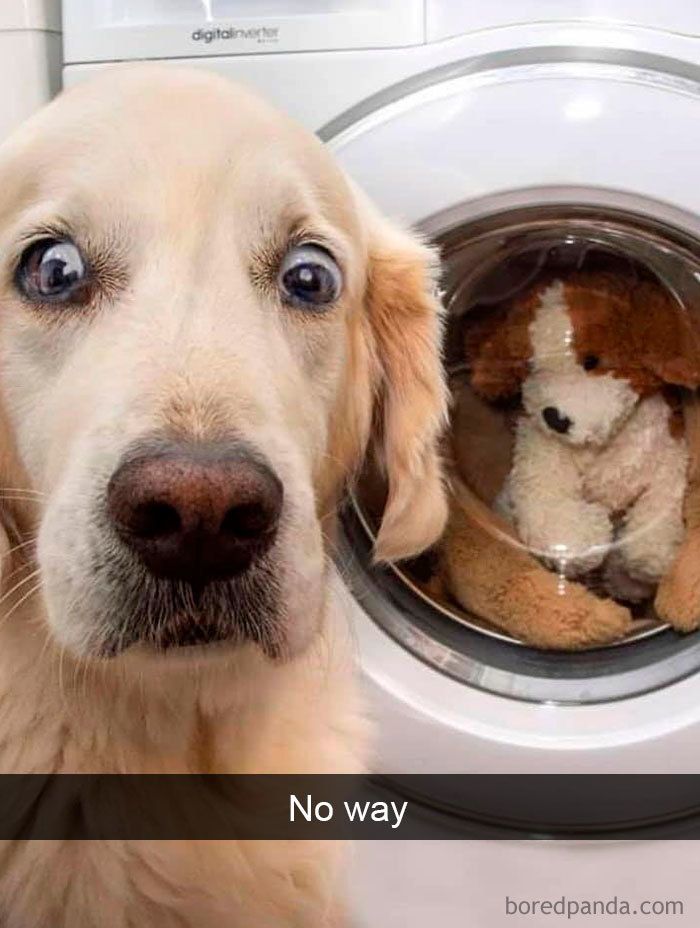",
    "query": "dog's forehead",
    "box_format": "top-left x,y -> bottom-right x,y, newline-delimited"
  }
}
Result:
0,66 -> 359,239
13,66 -> 321,165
